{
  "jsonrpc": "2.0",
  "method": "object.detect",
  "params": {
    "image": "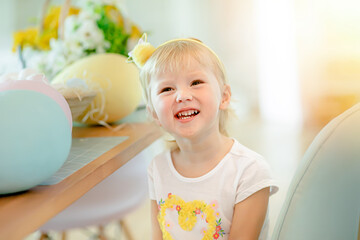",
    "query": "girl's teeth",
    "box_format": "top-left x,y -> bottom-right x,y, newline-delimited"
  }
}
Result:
177,110 -> 199,118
